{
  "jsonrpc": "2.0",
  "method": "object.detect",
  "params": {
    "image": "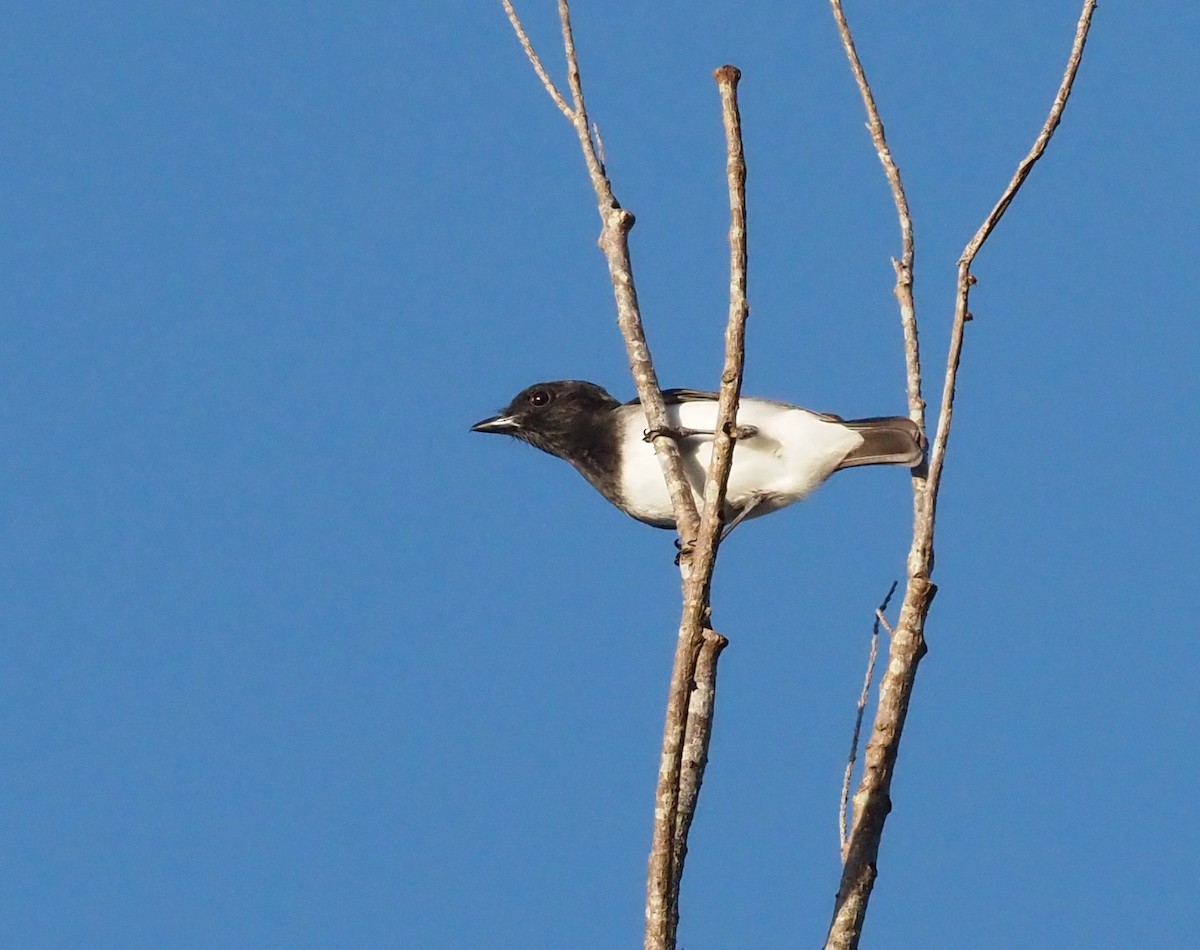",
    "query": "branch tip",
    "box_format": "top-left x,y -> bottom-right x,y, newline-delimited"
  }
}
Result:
714,64 -> 741,86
